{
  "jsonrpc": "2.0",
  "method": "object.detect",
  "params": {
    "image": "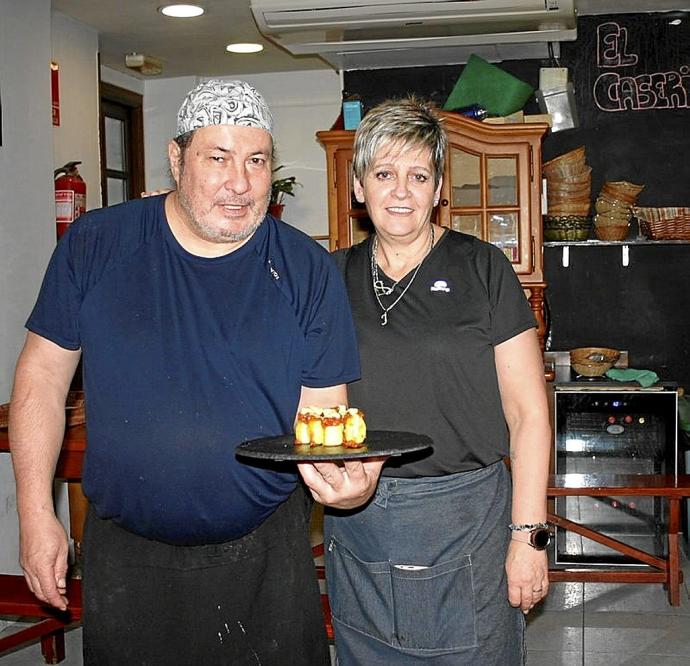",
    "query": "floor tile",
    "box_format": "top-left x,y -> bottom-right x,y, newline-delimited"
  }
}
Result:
584,580 -> 690,615
0,625 -> 82,665
525,608 -> 583,653
526,649 -> 583,665
583,654 -> 690,666
583,613 -> 690,658
541,581 -> 585,612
